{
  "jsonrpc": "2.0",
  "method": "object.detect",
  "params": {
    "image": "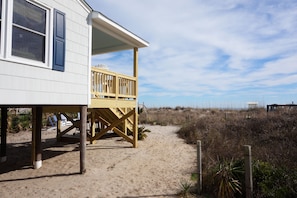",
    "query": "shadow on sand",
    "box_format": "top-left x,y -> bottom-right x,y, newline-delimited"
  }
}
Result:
0,172 -> 80,183
0,130 -> 132,175
0,132 -> 80,175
